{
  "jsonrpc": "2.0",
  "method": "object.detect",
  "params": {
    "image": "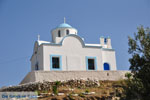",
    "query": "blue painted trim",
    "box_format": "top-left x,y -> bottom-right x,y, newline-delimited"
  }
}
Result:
50,55 -> 62,71
57,23 -> 72,28
103,62 -> 111,70
86,56 -> 97,71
